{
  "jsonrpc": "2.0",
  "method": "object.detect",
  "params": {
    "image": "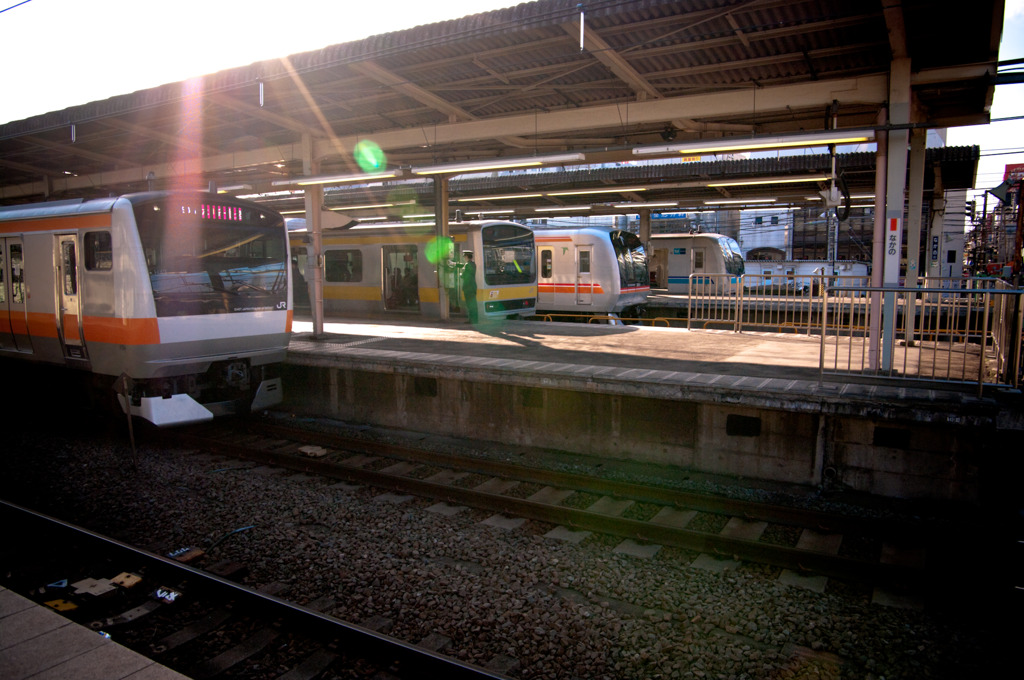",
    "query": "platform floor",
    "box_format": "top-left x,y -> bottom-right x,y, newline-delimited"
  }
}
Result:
288,317 -> 1004,416
0,586 -> 188,680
